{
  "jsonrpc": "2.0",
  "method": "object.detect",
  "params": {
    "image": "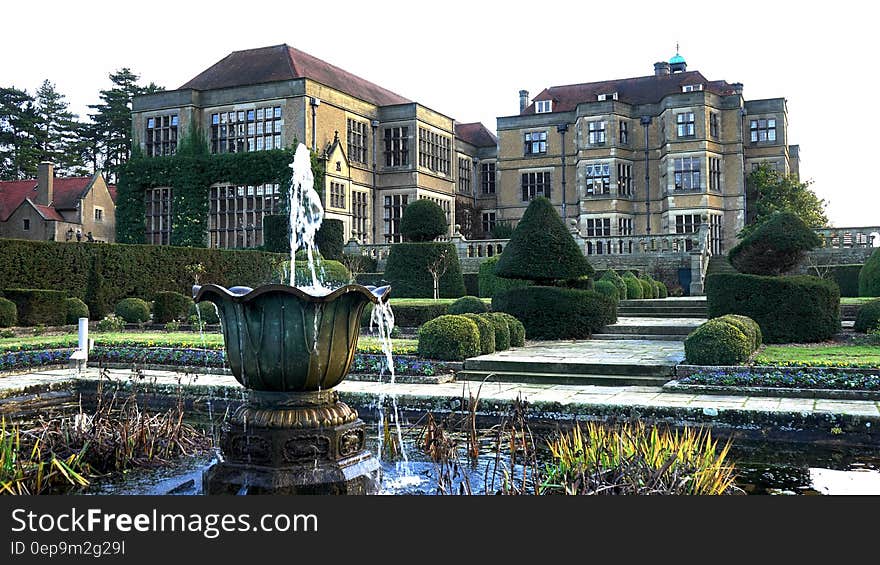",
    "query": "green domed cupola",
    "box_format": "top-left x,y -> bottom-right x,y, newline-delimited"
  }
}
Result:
669,44 -> 687,72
